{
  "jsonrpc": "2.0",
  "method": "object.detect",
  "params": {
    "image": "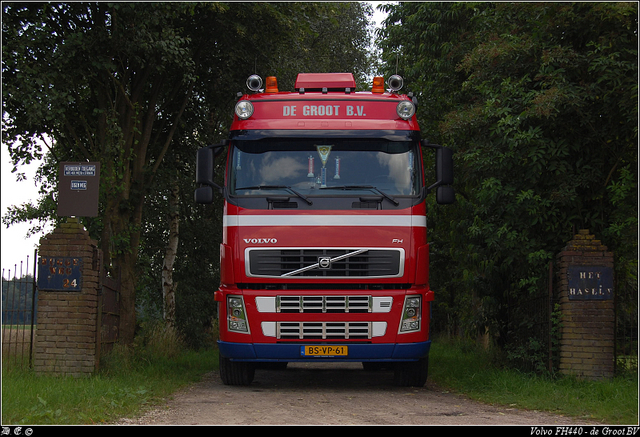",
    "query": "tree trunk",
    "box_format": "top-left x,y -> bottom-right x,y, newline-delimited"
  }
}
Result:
118,252 -> 138,346
109,191 -> 145,346
162,177 -> 180,328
